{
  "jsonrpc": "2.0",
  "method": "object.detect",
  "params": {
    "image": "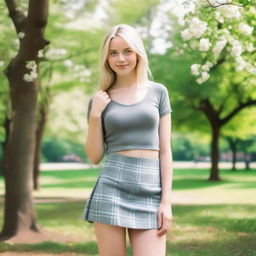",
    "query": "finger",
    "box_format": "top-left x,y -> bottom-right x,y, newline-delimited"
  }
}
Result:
158,211 -> 163,229
158,217 -> 171,235
158,221 -> 166,235
158,226 -> 167,236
